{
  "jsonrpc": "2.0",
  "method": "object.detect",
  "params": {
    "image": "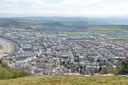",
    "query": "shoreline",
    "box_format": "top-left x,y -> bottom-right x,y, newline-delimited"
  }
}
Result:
0,38 -> 15,58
